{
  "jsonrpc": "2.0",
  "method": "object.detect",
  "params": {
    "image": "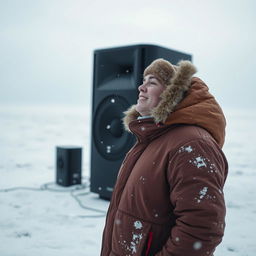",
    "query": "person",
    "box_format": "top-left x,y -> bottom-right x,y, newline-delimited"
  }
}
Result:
100,58 -> 228,256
